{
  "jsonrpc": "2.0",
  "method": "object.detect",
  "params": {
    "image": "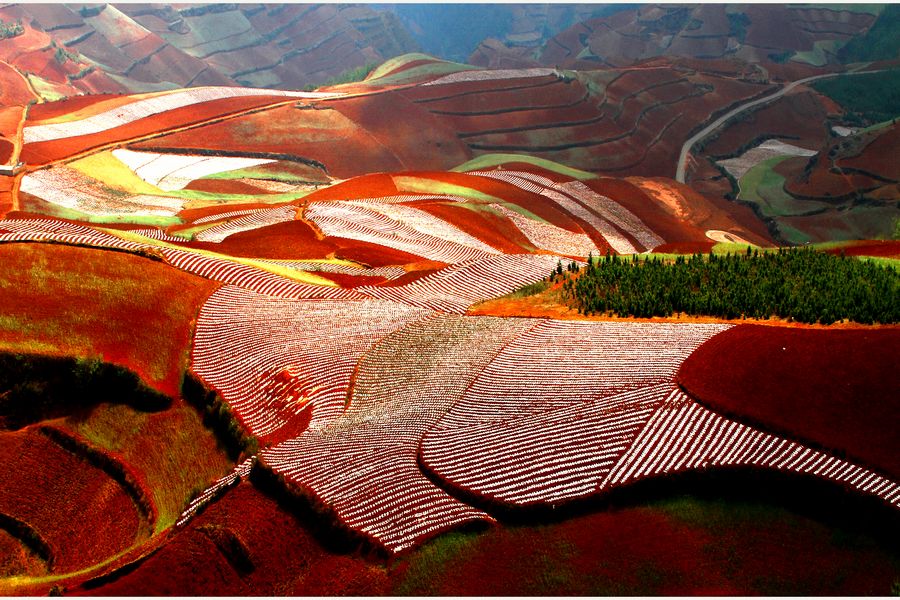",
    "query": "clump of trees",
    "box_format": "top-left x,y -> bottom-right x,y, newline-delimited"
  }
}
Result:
554,247 -> 899,324
0,19 -> 24,40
